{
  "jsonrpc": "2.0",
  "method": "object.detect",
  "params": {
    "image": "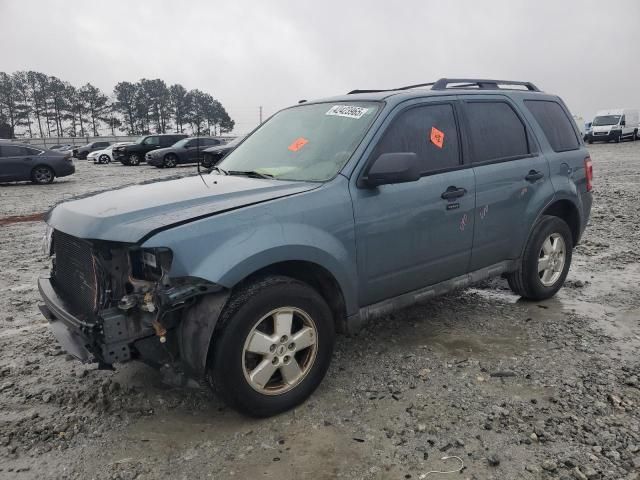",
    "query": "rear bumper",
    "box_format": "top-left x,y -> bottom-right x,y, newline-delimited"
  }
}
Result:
57,163 -> 76,178
38,276 -> 93,362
